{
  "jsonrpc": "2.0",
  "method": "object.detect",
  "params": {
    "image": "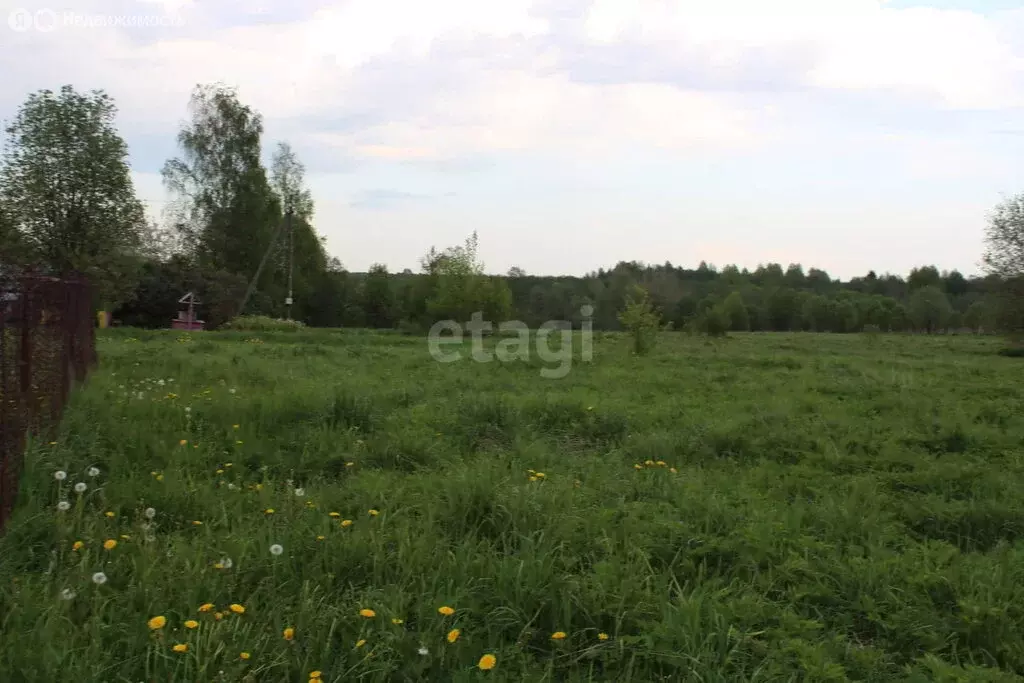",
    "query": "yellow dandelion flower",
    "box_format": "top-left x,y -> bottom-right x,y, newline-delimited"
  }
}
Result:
179,439 -> 187,446
656,460 -> 666,467
214,562 -> 224,569
72,541 -> 84,551
224,462 -> 233,467
254,483 -> 263,491
551,631 -> 567,640
355,639 -> 366,648
438,606 -> 455,616
216,469 -> 224,474
368,509 -> 379,516
147,615 -> 166,630
233,424 -> 239,430
478,653 -> 497,670
340,519 -> 353,527
120,534 -> 131,540
633,464 -> 643,470
535,472 -> 546,478
172,643 -> 188,653
316,535 -> 325,541
192,520 -> 203,526
309,672 -> 322,679
240,652 -> 251,660
391,617 -> 404,625
198,603 -> 214,612
214,612 -> 224,620
345,461 -> 354,467
156,473 -> 164,481
644,460 -> 654,466
359,608 -> 376,618
528,476 -> 538,482
283,626 -> 295,640
264,508 -> 274,515
447,628 -> 460,643
104,511 -> 115,518
236,440 -> 243,445
229,603 -> 245,614
328,512 -> 340,518
597,632 -> 609,640
670,467 -> 678,474
103,539 -> 117,551
184,620 -> 198,629
527,468 -> 535,474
